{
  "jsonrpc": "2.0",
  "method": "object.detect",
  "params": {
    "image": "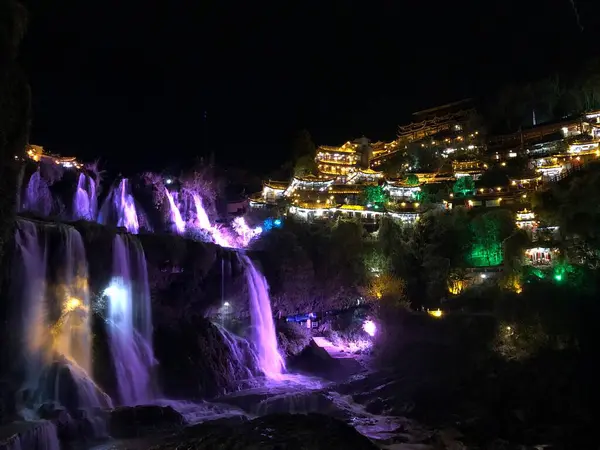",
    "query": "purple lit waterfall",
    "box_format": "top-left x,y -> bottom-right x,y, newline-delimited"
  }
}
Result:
192,192 -> 212,230
98,179 -> 143,234
158,184 -> 260,247
165,188 -> 185,234
13,220 -> 48,392
238,254 -> 285,379
104,234 -> 156,406
22,169 -> 52,217
73,173 -> 97,220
